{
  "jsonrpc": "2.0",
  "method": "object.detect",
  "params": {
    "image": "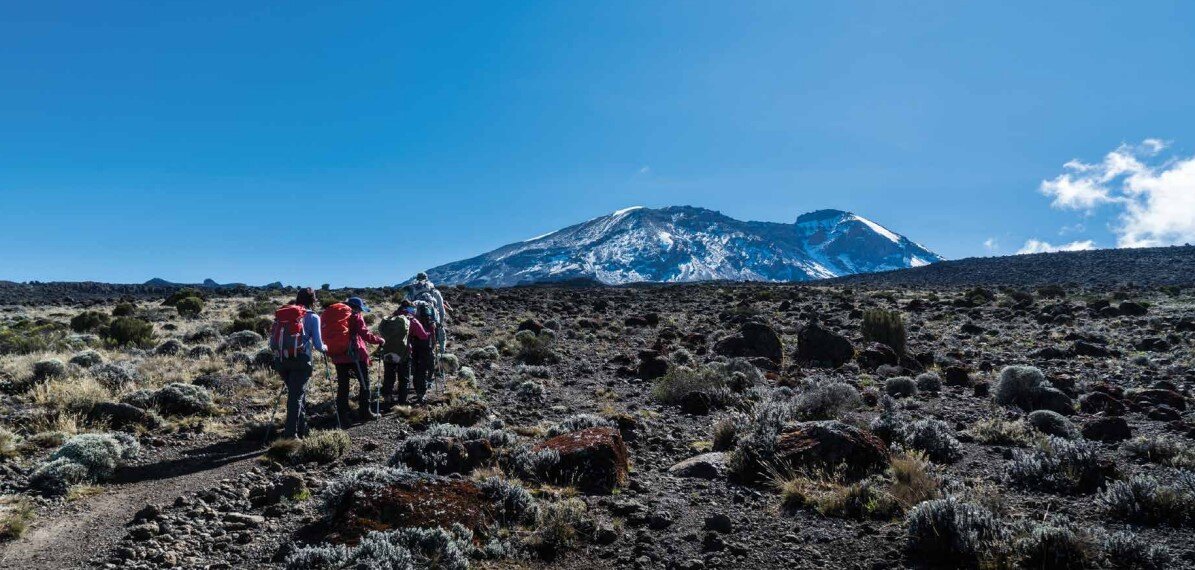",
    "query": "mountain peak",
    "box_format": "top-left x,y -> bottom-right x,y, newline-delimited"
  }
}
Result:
422,205 -> 942,287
